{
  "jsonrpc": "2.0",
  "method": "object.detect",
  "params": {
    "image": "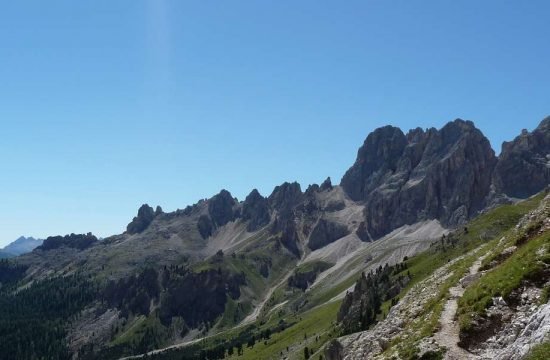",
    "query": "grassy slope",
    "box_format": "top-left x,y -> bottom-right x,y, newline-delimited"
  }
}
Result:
386,194 -> 546,358
458,230 -> 550,333
226,301 -> 340,360
229,192 -> 546,360
525,342 -> 550,360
